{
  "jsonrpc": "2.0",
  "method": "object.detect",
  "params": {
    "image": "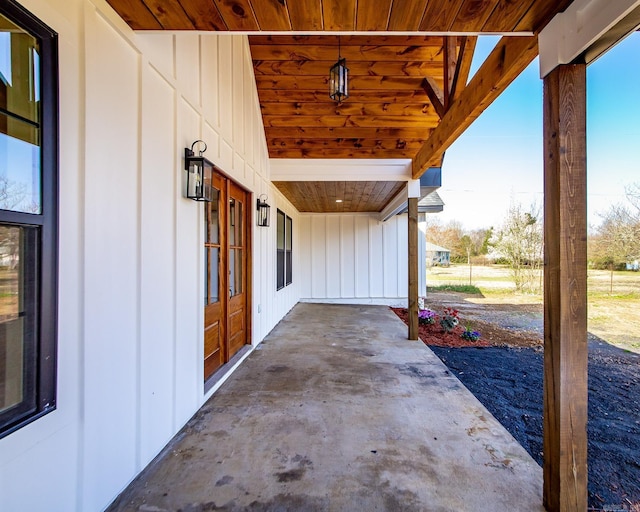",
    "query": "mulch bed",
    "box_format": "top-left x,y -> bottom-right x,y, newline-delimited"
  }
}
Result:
391,307 -> 491,347
391,306 -> 640,511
